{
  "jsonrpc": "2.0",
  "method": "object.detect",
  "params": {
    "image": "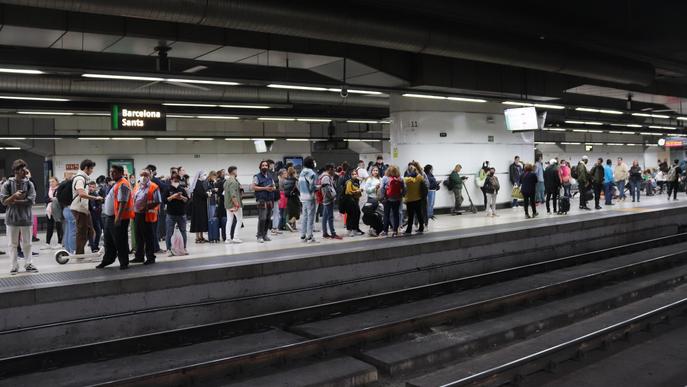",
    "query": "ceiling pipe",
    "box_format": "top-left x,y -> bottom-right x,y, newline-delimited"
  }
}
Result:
0,0 -> 655,86
0,75 -> 389,108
